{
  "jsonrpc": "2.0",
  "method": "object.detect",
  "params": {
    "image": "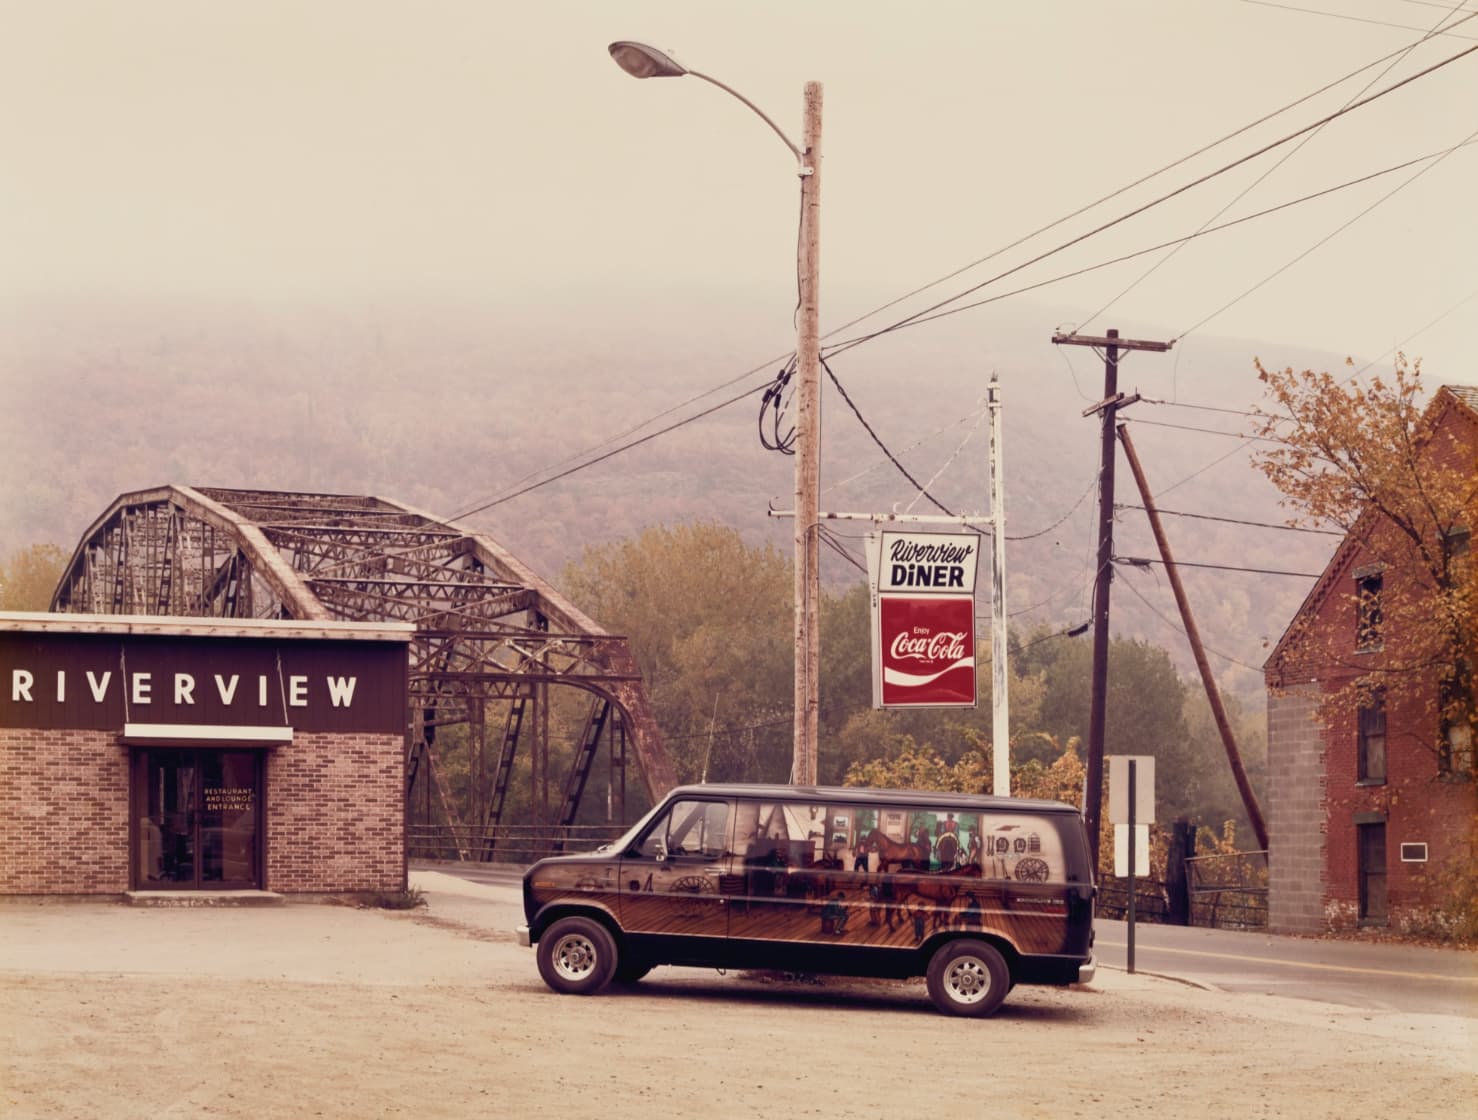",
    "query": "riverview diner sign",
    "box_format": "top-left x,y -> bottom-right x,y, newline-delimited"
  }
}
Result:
869,531 -> 980,709
0,630 -> 408,734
